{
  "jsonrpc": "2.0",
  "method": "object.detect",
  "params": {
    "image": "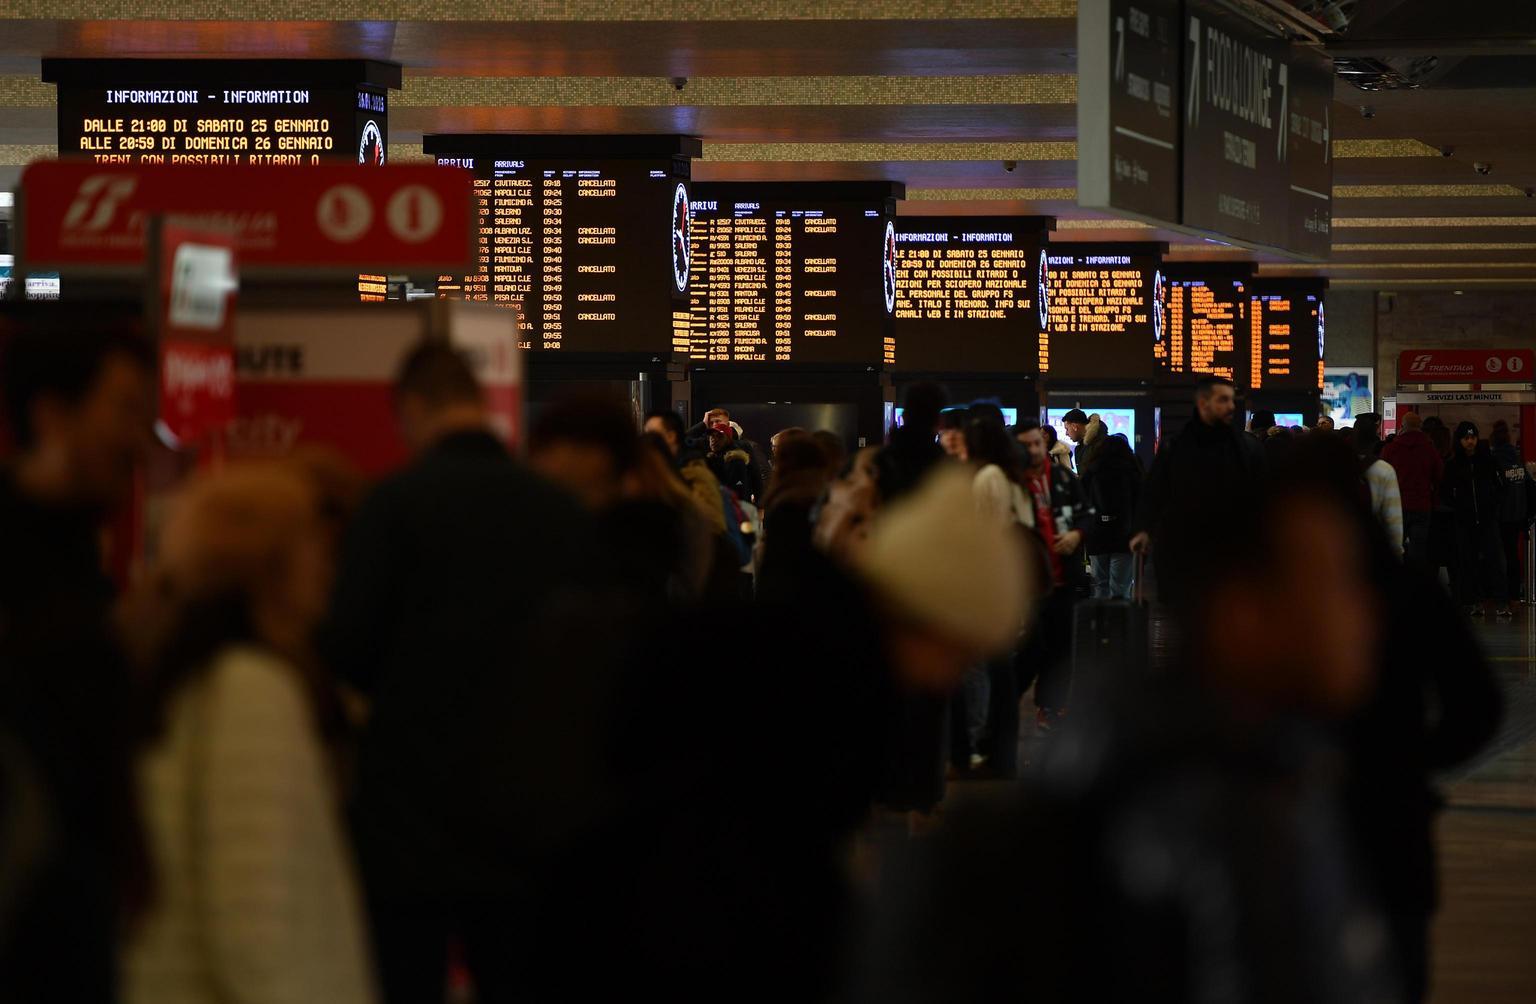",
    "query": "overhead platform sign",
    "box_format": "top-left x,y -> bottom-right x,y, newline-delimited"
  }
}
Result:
1076,0 -> 1333,261
1181,0 -> 1333,260
1077,0 -> 1182,226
